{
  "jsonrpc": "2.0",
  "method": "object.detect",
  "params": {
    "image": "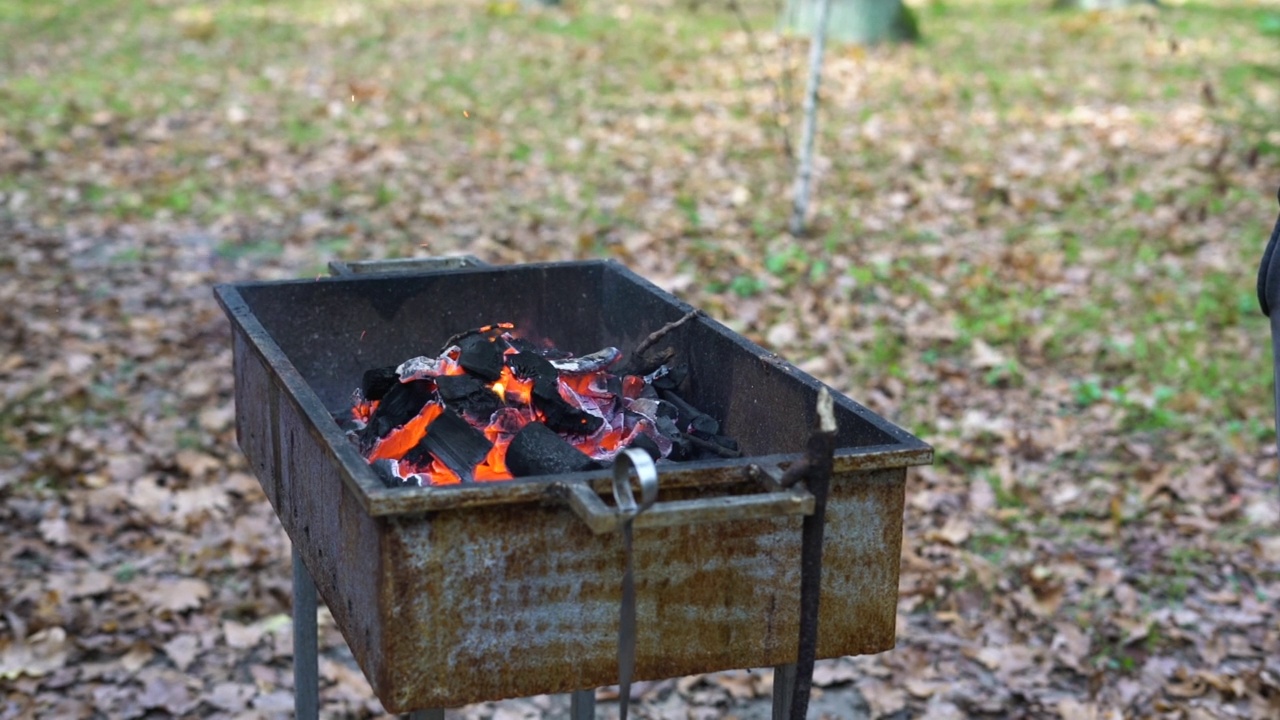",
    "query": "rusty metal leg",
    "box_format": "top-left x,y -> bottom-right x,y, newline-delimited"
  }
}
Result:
569,689 -> 595,720
406,710 -> 444,720
772,663 -> 796,720
293,545 -> 320,720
